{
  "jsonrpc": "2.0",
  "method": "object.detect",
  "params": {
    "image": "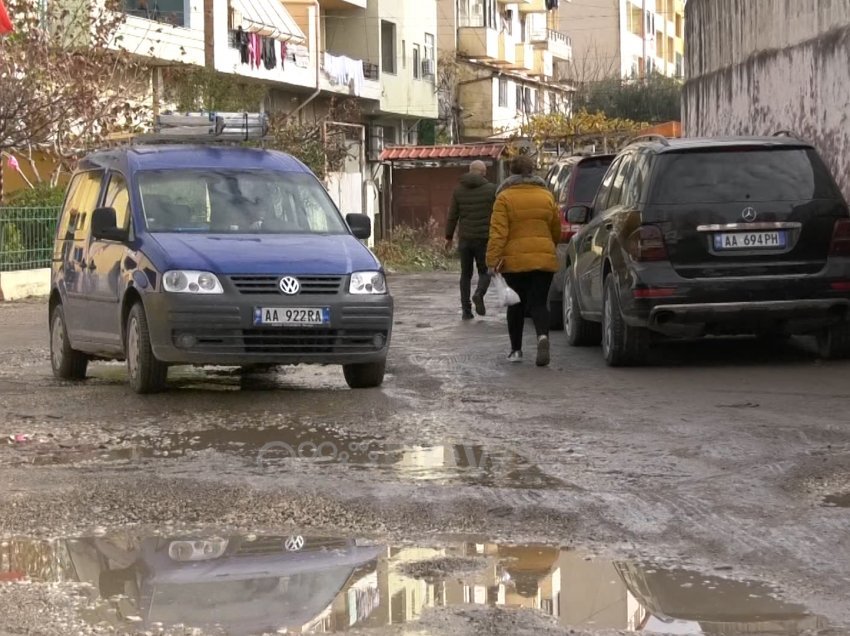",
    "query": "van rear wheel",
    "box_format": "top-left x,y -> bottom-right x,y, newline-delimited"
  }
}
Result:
343,360 -> 386,388
50,304 -> 88,380
126,302 -> 168,394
